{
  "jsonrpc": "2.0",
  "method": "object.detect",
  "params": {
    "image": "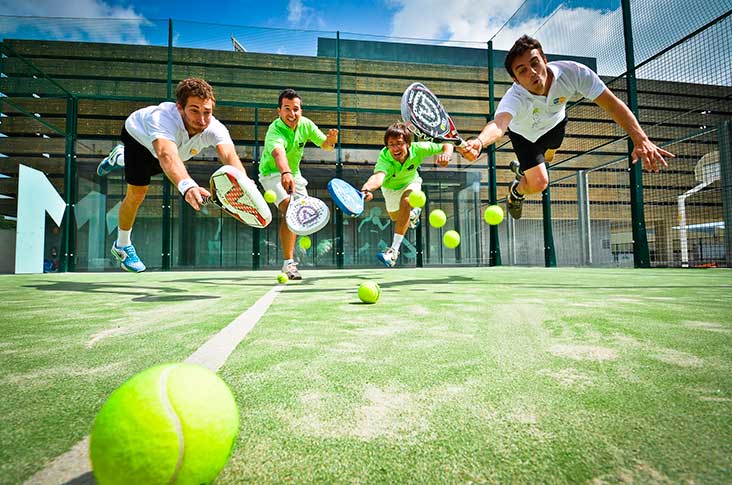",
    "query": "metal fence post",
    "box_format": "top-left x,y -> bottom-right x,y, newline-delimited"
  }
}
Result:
621,0 -> 650,268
